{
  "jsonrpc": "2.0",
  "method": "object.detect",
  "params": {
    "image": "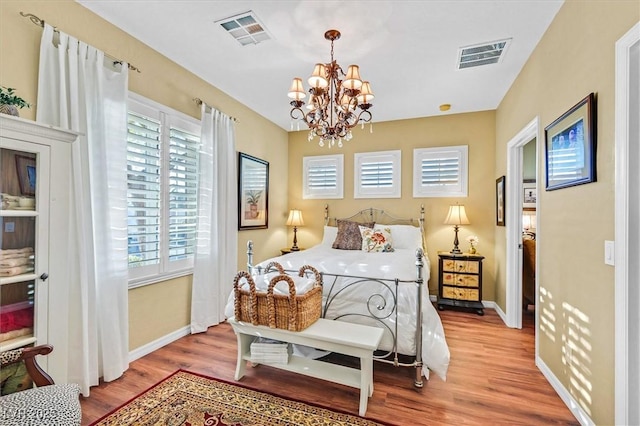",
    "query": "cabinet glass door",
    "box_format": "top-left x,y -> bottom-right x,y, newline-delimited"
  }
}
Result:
0,142 -> 50,354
